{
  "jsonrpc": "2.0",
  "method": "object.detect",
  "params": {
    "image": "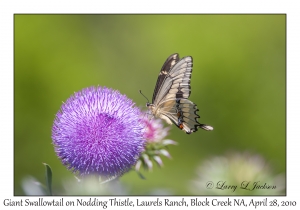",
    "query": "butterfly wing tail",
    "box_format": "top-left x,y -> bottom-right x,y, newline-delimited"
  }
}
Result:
199,124 -> 214,131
